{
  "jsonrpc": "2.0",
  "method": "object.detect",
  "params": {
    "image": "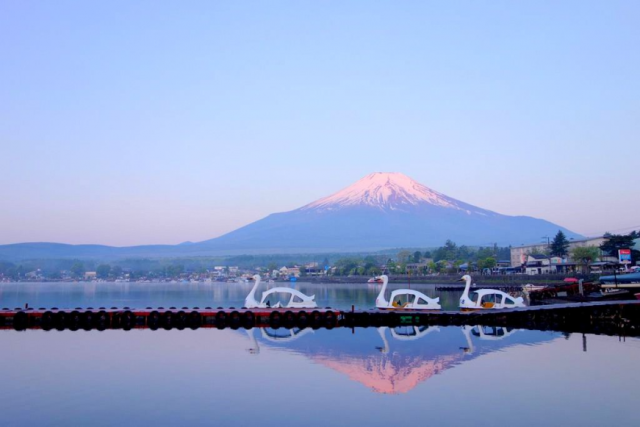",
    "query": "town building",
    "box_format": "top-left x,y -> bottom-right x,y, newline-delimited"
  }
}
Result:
510,236 -> 611,267
406,261 -> 429,273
